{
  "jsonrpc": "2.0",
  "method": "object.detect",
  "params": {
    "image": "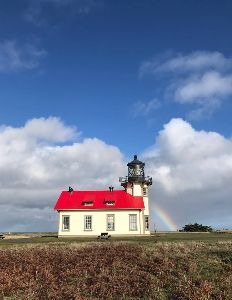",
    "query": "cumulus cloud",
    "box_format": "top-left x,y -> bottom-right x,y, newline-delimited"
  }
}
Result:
0,117 -> 125,231
1,116 -> 231,231
0,40 -> 47,73
143,118 -> 232,229
140,51 -> 232,119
